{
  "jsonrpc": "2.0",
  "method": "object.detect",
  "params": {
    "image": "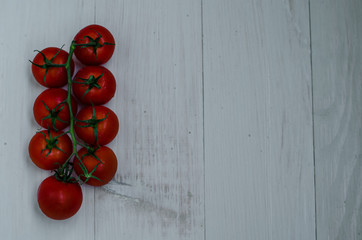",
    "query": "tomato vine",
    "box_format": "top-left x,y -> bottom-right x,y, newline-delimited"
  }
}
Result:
30,24 -> 118,220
